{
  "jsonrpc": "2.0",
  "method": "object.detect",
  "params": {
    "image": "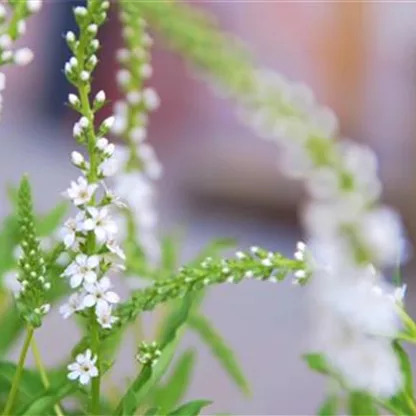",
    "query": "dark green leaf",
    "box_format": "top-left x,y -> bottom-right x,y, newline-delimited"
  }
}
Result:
302,353 -> 330,375
152,349 -> 196,410
318,395 -> 338,416
0,361 -> 44,404
188,314 -> 250,396
19,378 -> 78,415
168,400 -> 212,416
348,392 -> 378,416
